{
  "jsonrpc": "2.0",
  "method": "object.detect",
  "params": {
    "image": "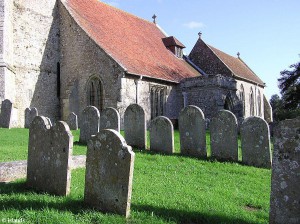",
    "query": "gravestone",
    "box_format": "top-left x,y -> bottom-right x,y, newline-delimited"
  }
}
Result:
179,105 -> 206,158
100,107 -> 120,132
24,107 -> 38,128
269,117 -> 300,223
124,104 -> 146,149
210,110 -> 238,161
0,99 -> 13,128
67,112 -> 78,130
27,116 -> 73,196
150,116 -> 174,154
241,116 -> 271,168
79,106 -> 100,144
84,129 -> 135,218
